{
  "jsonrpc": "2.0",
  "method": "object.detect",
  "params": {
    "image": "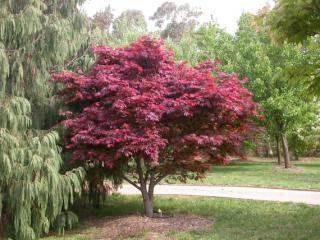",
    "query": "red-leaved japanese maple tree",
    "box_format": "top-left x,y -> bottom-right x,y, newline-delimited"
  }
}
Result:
53,36 -> 259,217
